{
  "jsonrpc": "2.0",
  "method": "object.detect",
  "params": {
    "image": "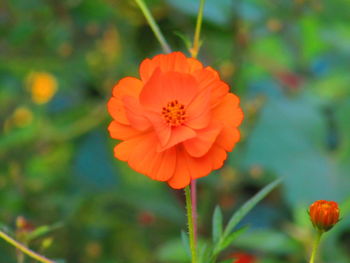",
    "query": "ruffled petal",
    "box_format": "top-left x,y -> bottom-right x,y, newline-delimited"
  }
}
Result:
167,143 -> 227,188
208,144 -> 228,170
185,86 -> 211,129
212,93 -> 244,127
112,76 -> 143,98
211,93 -> 243,151
193,67 -> 229,108
107,97 -> 129,125
115,133 -> 176,181
140,70 -> 198,112
108,77 -> 143,125
167,147 -> 191,189
123,96 -> 151,131
186,57 -> 203,72
146,112 -> 171,147
215,126 -> 240,152
140,52 -> 201,82
159,125 -> 196,151
183,121 -> 222,157
108,121 -> 144,140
